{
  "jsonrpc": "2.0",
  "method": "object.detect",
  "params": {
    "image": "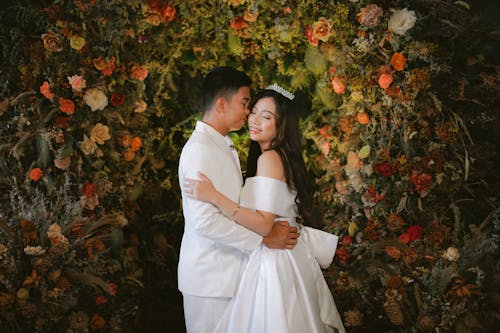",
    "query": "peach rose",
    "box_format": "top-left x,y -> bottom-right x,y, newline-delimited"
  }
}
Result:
41,31 -> 63,52
312,17 -> 331,42
54,156 -> 71,170
130,64 -> 148,81
346,151 -> 362,171
321,141 -> 331,156
134,100 -> 147,113
29,168 -> 43,181
58,97 -> 75,115
378,73 -> 393,89
80,135 -> 97,155
40,81 -> 54,100
331,77 -> 346,94
67,75 -> 86,92
356,112 -> 370,125
90,123 -> 111,145
391,53 -> 406,71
